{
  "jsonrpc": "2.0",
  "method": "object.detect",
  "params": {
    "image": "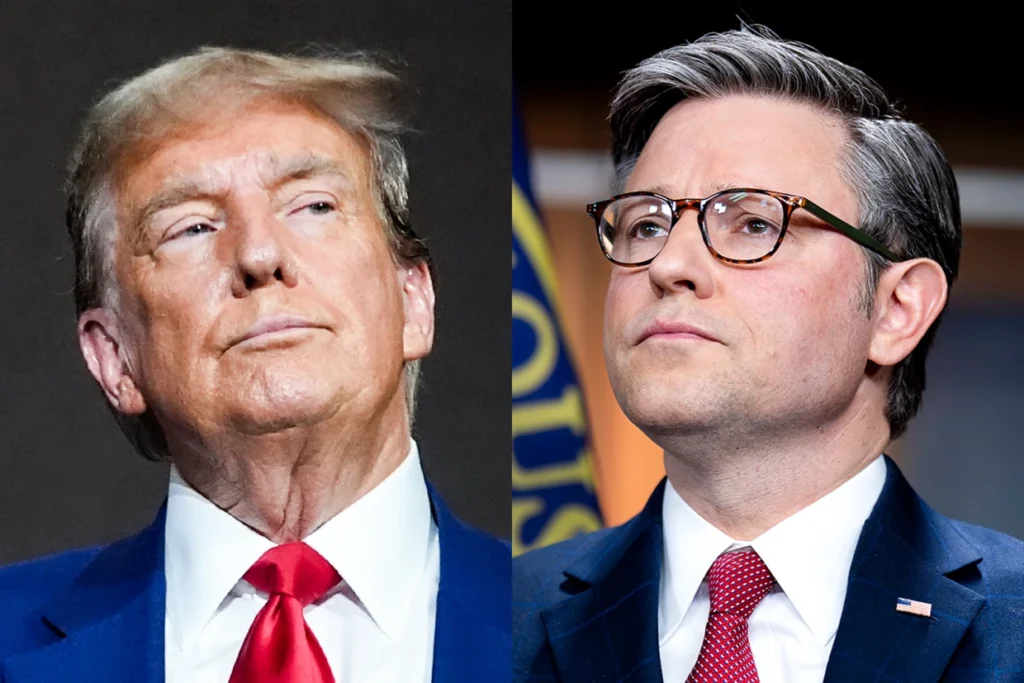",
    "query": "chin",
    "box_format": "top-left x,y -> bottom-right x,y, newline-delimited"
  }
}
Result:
615,378 -> 738,437
224,369 -> 348,434
226,395 -> 339,435
213,348 -> 403,433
